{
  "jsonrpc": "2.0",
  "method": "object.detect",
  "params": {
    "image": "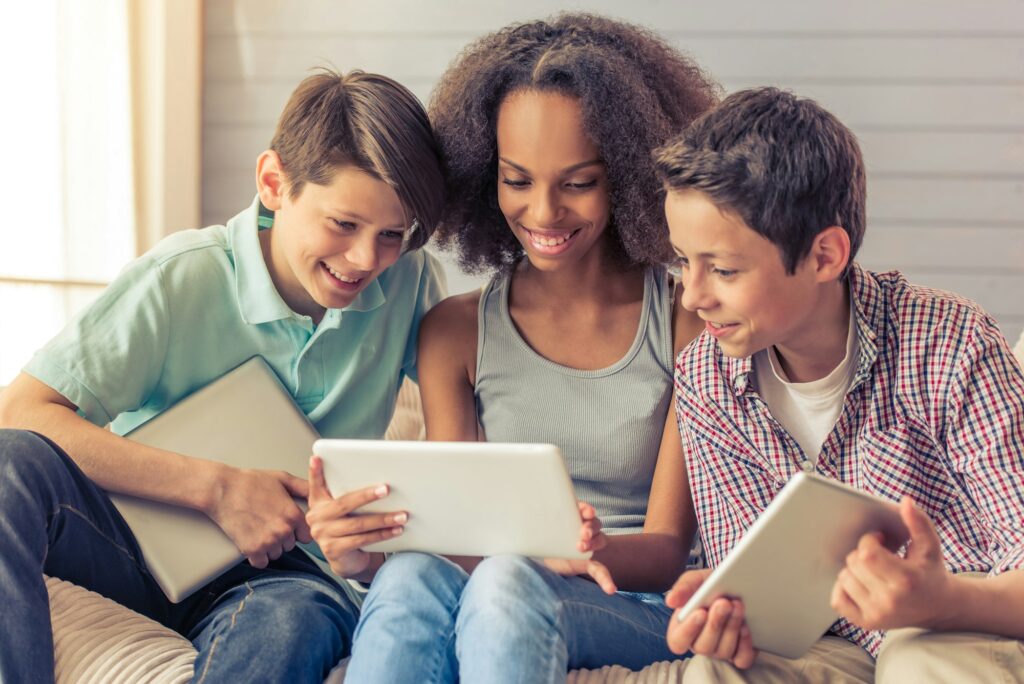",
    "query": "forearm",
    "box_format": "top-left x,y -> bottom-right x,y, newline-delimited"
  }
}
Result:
594,532 -> 690,593
938,569 -> 1024,638
0,396 -> 224,512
